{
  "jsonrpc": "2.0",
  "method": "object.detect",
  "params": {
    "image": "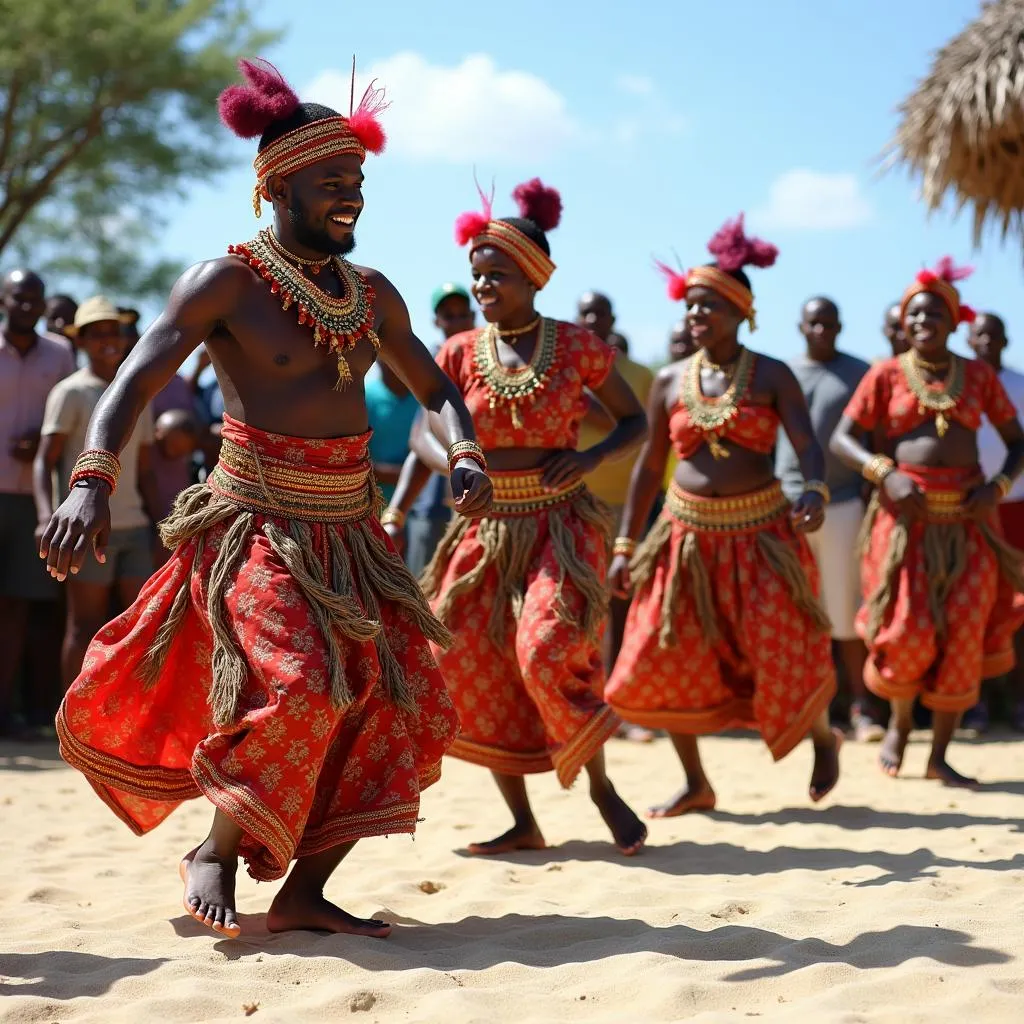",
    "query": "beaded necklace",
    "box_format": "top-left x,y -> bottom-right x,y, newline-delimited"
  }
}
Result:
473,317 -> 558,429
899,350 -> 965,438
680,346 -> 756,459
228,228 -> 379,389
